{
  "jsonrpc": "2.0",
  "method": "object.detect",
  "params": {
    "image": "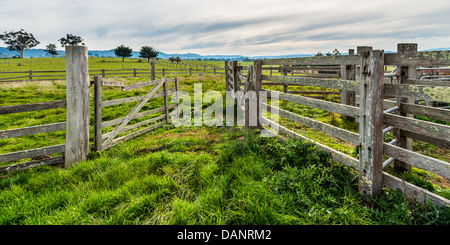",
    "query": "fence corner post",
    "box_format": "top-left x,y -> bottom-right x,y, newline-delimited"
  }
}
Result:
65,45 -> 90,168
358,47 -> 385,198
